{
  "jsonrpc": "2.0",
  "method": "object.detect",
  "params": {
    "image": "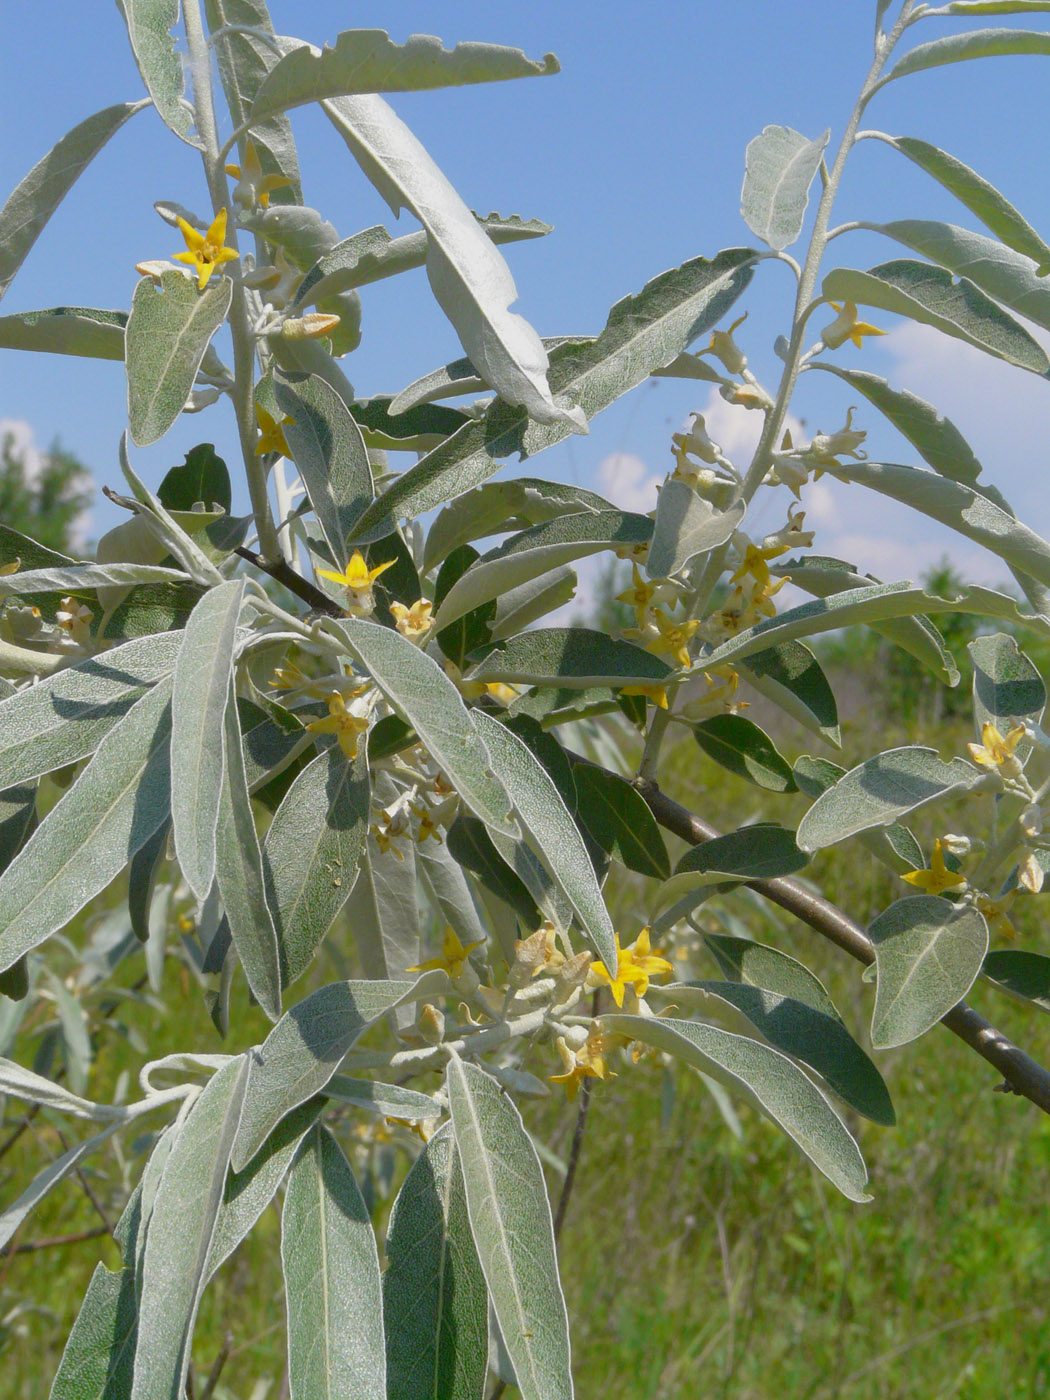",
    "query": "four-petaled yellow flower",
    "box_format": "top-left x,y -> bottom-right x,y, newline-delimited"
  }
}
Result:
390,599 -> 434,642
317,551 -> 397,617
648,608 -> 698,669
821,301 -> 886,351
409,925 -> 484,978
901,839 -> 967,896
305,691 -> 371,760
225,140 -> 291,211
616,563 -> 677,631
174,208 -> 238,290
549,1029 -> 612,1102
968,721 -> 1025,779
730,541 -> 790,589
588,927 -> 673,1007
255,402 -> 293,457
